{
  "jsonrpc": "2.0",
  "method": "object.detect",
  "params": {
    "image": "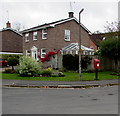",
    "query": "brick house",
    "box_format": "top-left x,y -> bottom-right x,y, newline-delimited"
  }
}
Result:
90,33 -> 103,51
22,12 -> 92,62
0,21 -> 23,55
90,31 -> 120,51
